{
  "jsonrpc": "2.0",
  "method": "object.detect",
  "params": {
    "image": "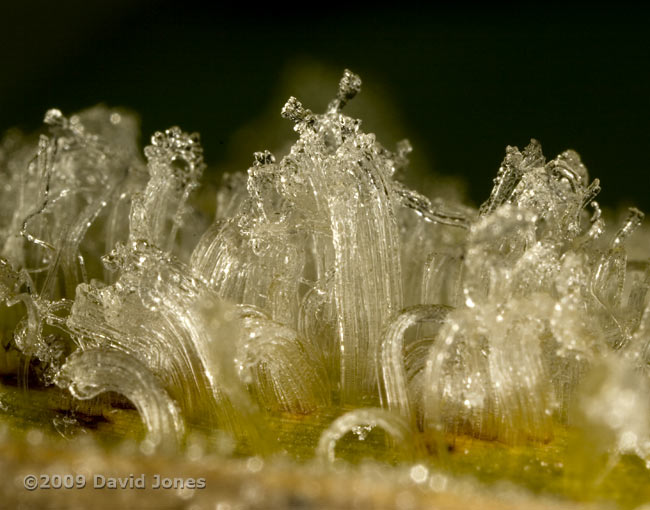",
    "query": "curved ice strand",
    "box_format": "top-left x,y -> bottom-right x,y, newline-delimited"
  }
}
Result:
394,184 -> 470,229
3,135 -> 54,268
591,208 -> 645,349
144,254 -> 260,427
0,258 -> 20,302
56,348 -> 184,450
195,71 -> 412,404
422,300 -> 556,443
316,408 -> 414,463
131,127 -> 204,252
591,250 -> 629,349
463,205 -> 537,303
596,208 -> 645,307
40,188 -> 116,298
1,258 -> 72,387
403,336 -> 435,410
190,219 -> 253,303
329,173 -> 402,402
422,310 -> 493,439
326,68 -> 362,113
627,287 -> 650,372
422,253 -> 462,307
190,188 -> 303,322
104,184 -> 137,283
488,300 -> 555,442
478,140 -> 543,217
279,72 -> 406,403
573,201 -> 605,248
297,283 -> 339,379
191,298 -> 270,448
72,241 -> 271,451
9,293 -> 42,357
612,207 -> 644,249
624,262 -> 650,341
9,293 -> 71,365
380,305 -> 450,424
478,146 -> 523,217
15,109 -> 137,298
19,136 -> 57,254
235,305 -> 329,413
